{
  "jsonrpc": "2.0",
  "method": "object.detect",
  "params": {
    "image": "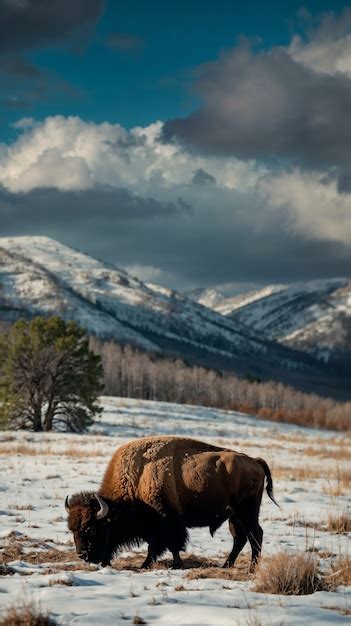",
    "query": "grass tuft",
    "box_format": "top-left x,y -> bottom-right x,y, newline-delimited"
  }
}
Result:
327,512 -> 351,534
0,602 -> 55,626
254,552 -> 326,595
